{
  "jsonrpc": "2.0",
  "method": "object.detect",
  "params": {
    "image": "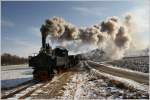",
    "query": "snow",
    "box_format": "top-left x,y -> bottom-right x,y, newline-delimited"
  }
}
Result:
60,62 -> 149,99
89,60 -> 148,76
1,65 -> 33,89
86,62 -> 149,92
2,62 -> 148,99
1,64 -> 28,71
61,69 -> 149,99
8,83 -> 45,99
62,72 -> 88,99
